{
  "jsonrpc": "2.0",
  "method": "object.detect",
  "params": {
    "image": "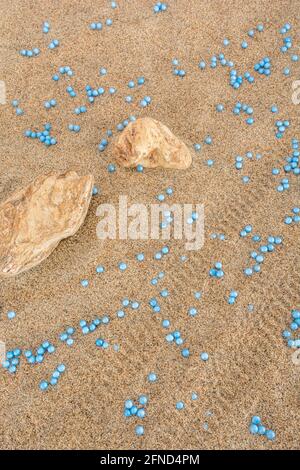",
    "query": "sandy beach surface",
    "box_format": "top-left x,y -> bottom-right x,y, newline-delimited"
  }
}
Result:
0,0 -> 299,450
